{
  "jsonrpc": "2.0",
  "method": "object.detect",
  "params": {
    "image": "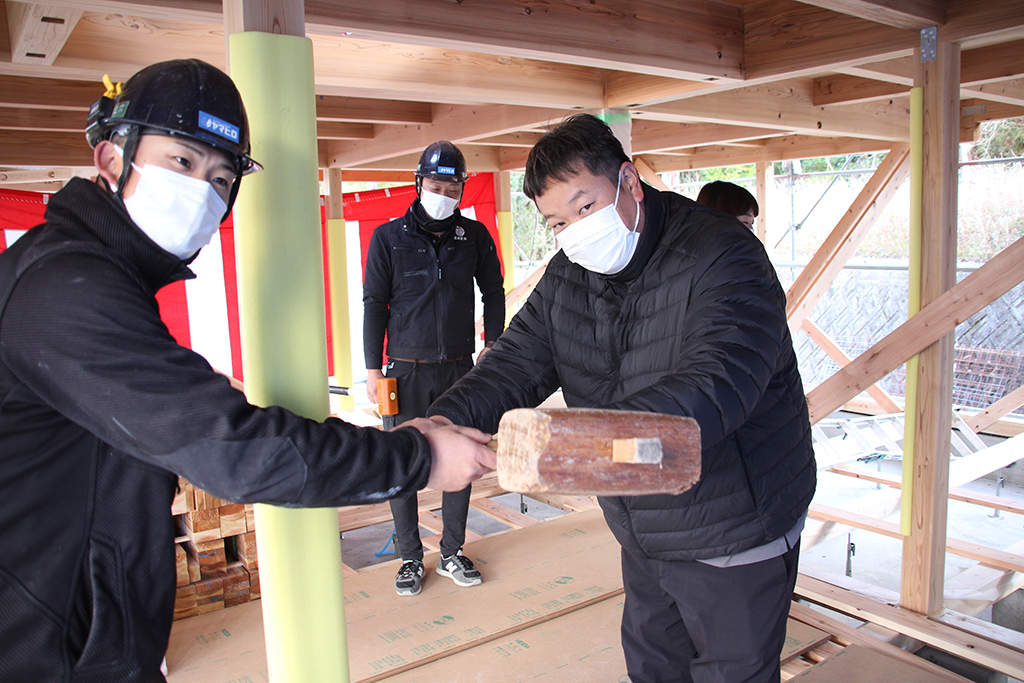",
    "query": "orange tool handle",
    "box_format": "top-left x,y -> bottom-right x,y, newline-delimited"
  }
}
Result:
377,377 -> 398,416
